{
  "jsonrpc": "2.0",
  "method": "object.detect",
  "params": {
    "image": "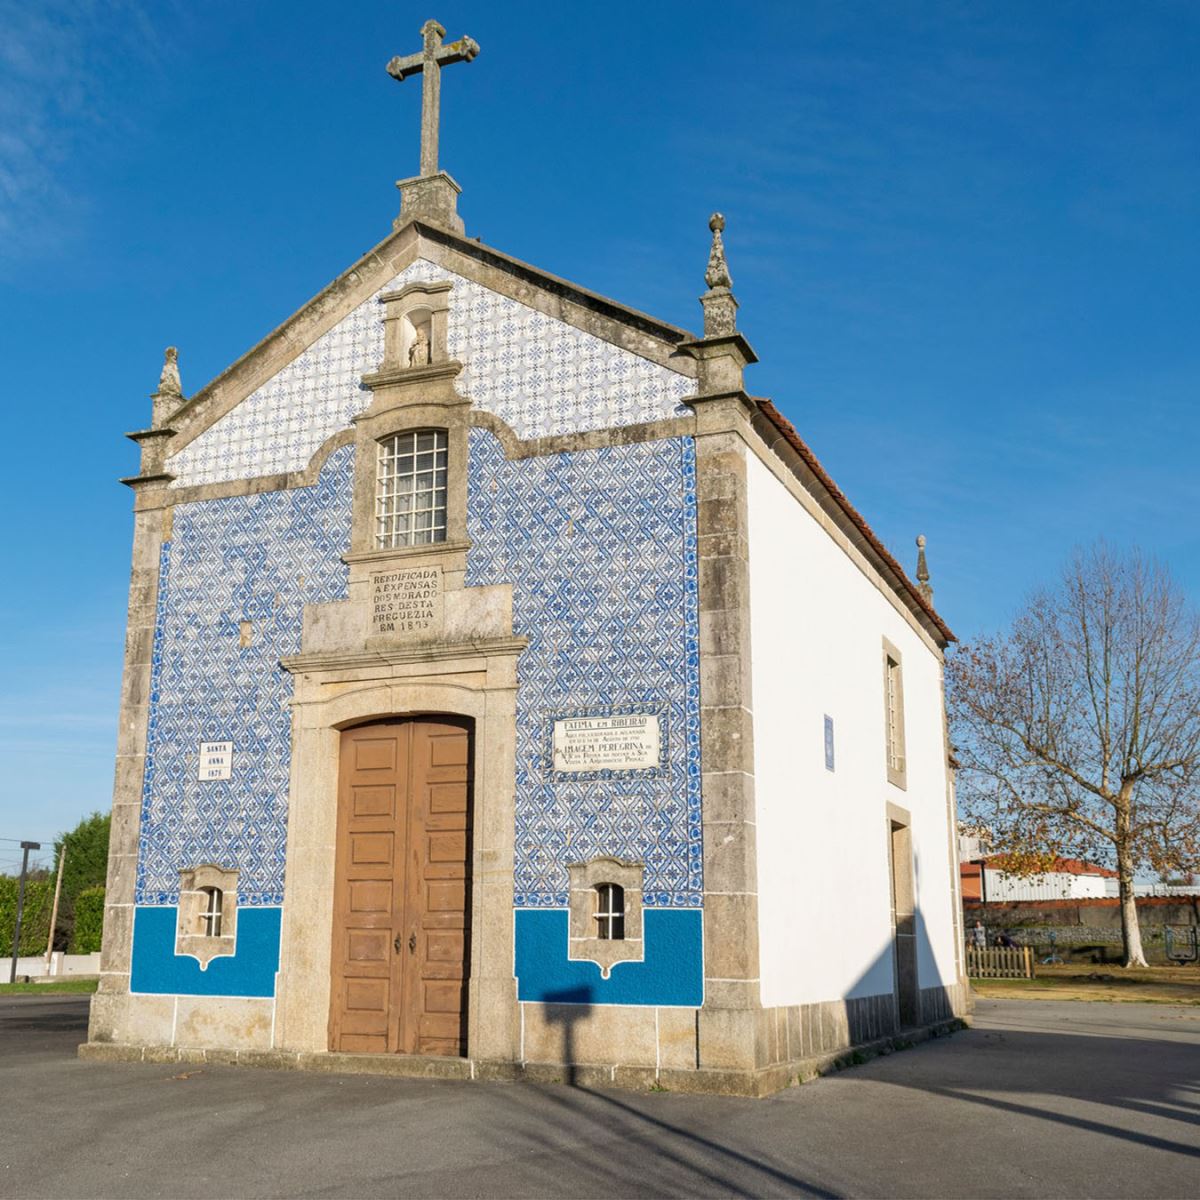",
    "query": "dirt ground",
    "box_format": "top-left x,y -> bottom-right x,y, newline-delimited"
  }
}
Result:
972,962 -> 1200,1004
